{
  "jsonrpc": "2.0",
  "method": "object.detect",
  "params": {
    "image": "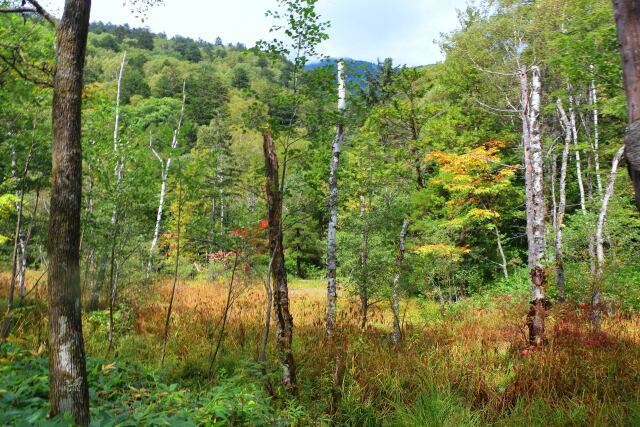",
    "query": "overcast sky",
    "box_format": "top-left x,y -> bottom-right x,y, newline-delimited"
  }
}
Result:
42,0 -> 468,66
